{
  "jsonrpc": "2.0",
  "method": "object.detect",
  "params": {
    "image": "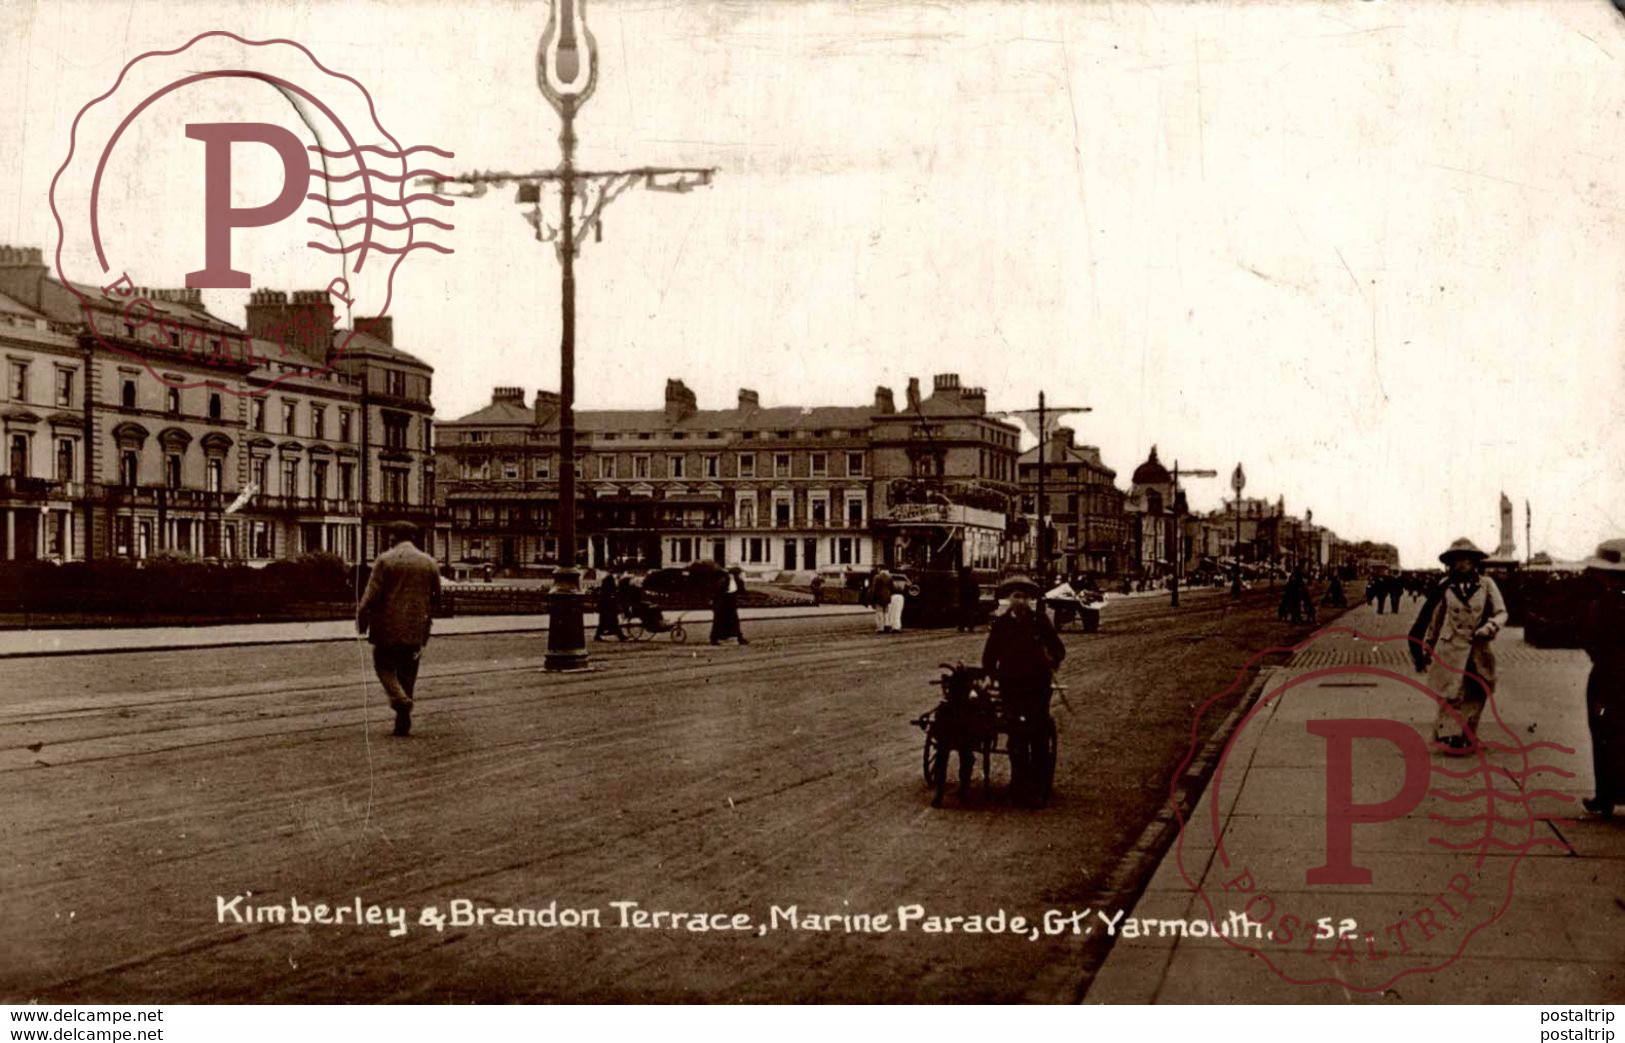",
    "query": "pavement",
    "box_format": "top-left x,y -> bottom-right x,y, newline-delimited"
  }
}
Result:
1085,599 -> 1625,1003
0,603 -> 870,659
